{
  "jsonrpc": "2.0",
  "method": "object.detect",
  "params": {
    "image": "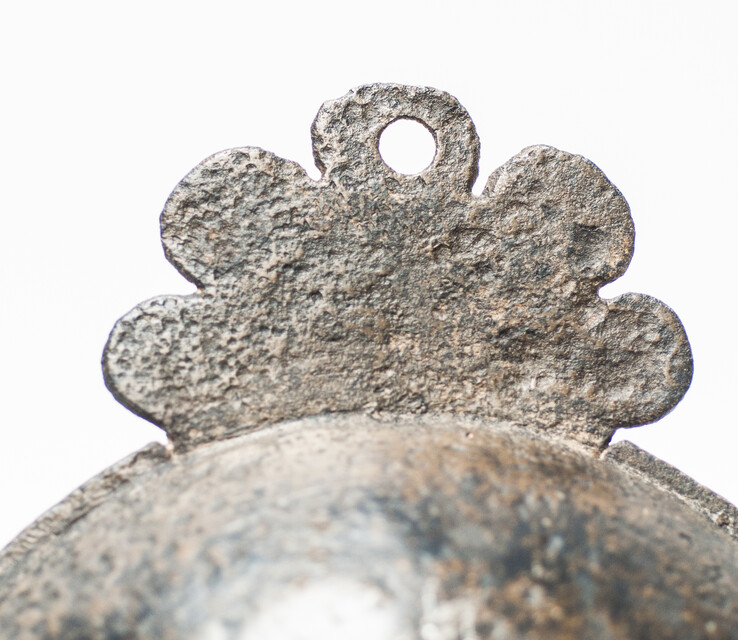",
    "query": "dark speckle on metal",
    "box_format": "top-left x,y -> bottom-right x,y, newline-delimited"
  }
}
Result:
2,84 -> 732,640
102,83 -> 691,452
